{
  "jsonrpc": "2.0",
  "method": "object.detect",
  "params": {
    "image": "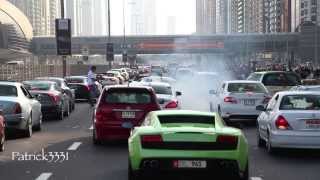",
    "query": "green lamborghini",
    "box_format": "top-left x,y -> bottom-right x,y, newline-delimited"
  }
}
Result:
128,110 -> 249,180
